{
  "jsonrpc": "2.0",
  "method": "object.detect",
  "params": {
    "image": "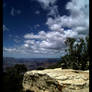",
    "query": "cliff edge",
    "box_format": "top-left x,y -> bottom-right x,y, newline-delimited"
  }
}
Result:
22,68 -> 89,92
